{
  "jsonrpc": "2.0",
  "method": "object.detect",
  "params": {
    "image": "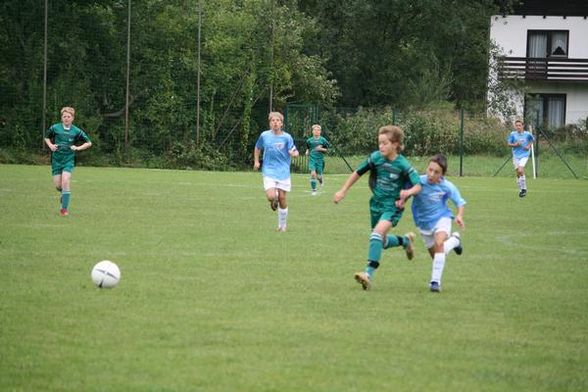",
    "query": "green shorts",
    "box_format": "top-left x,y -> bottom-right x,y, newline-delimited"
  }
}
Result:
51,154 -> 75,176
369,198 -> 404,229
308,159 -> 325,174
